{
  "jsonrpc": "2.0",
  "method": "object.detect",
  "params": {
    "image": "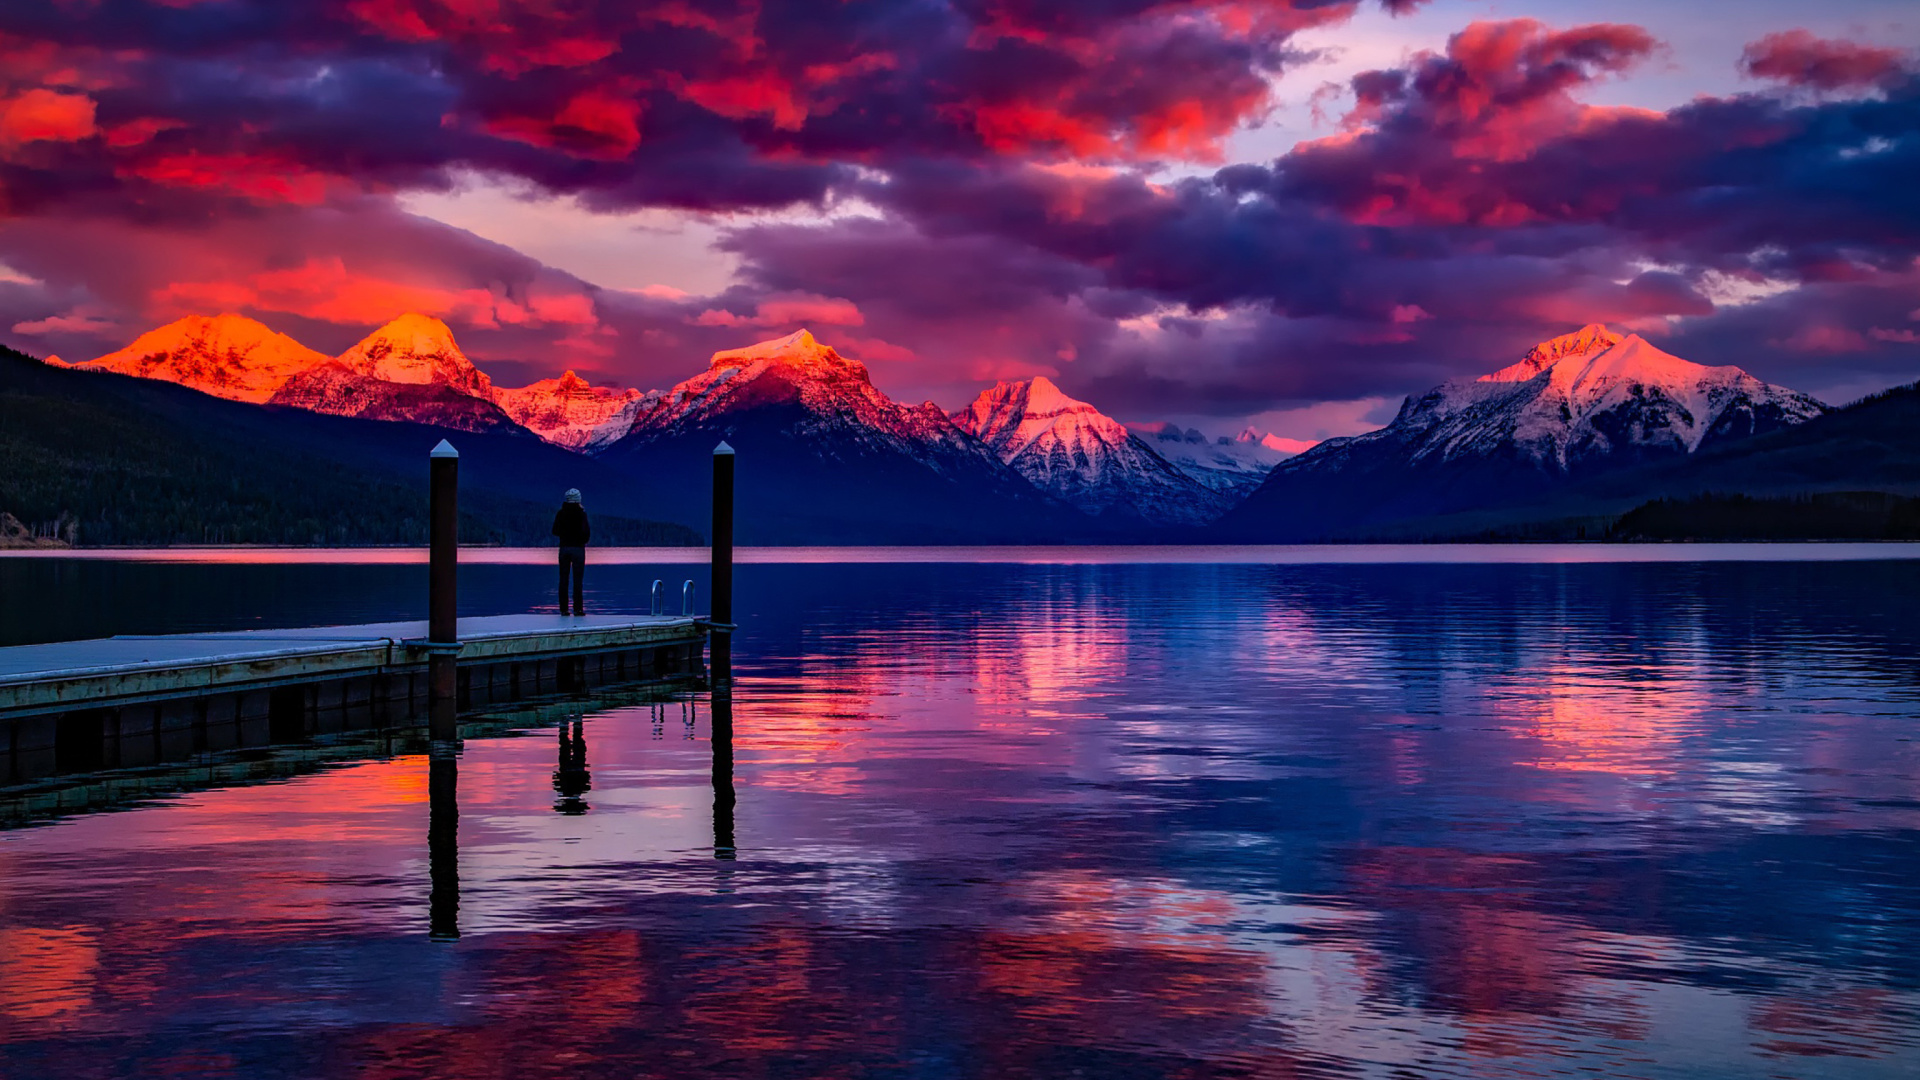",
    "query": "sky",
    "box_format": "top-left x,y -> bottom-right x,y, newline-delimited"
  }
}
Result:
0,0 -> 1916,443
